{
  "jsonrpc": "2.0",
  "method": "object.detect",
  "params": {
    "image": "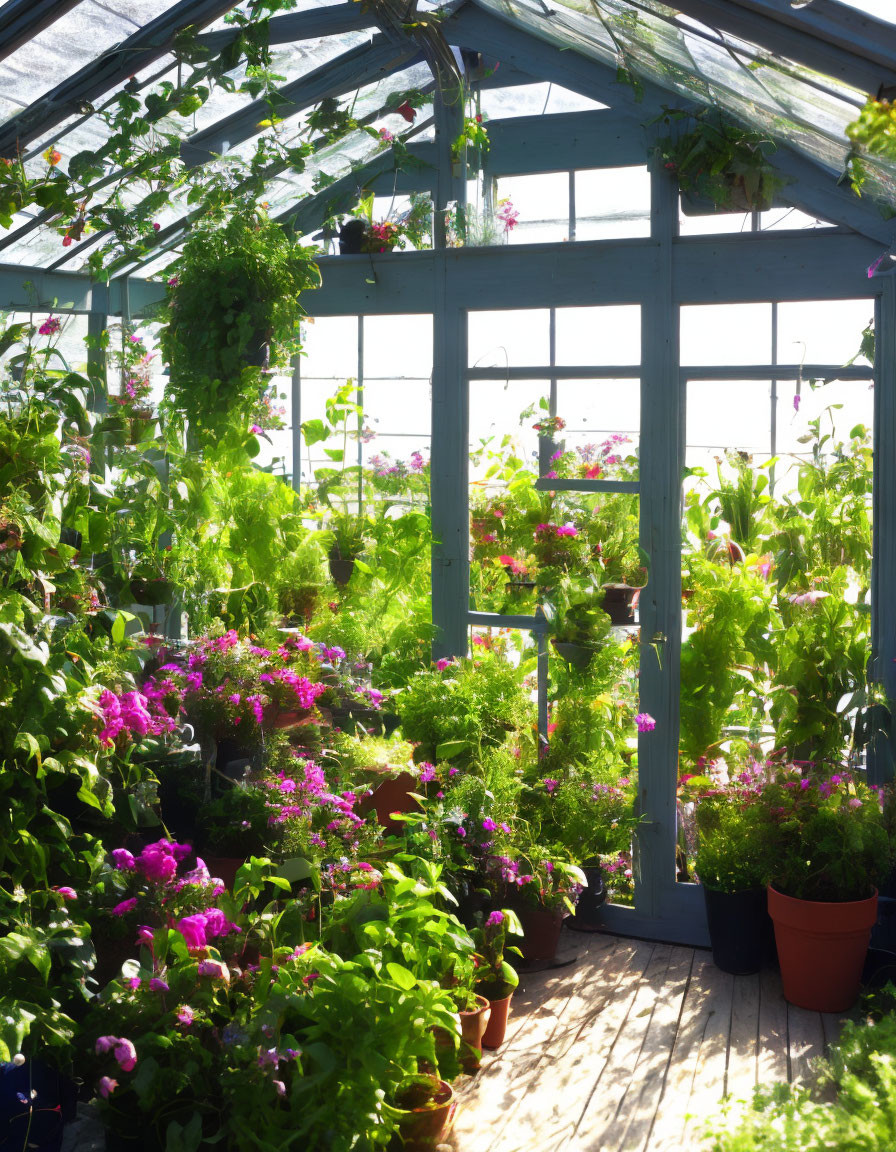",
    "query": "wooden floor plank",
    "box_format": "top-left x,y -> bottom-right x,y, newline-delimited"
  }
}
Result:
725,973 -> 760,1103
757,966 -> 788,1086
569,943 -> 675,1151
648,951 -> 716,1152
679,962 -> 734,1147
787,1003 -> 825,1084
451,932 -> 620,1152
490,938 -> 657,1152
610,946 -> 695,1152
